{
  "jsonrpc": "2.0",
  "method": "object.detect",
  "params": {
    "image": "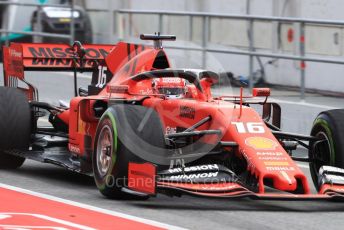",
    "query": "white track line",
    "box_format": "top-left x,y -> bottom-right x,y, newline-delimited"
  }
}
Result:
0,213 -> 96,230
0,183 -> 186,230
270,98 -> 339,110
